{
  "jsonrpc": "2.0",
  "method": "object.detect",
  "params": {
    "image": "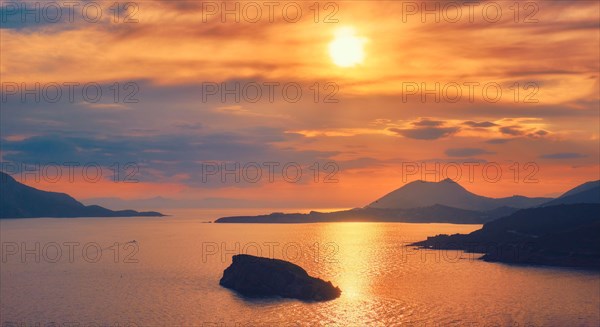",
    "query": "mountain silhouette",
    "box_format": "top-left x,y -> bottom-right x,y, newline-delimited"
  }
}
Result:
0,171 -> 163,218
215,204 -> 511,224
215,179 -> 599,224
541,180 -> 599,206
367,178 -> 550,211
